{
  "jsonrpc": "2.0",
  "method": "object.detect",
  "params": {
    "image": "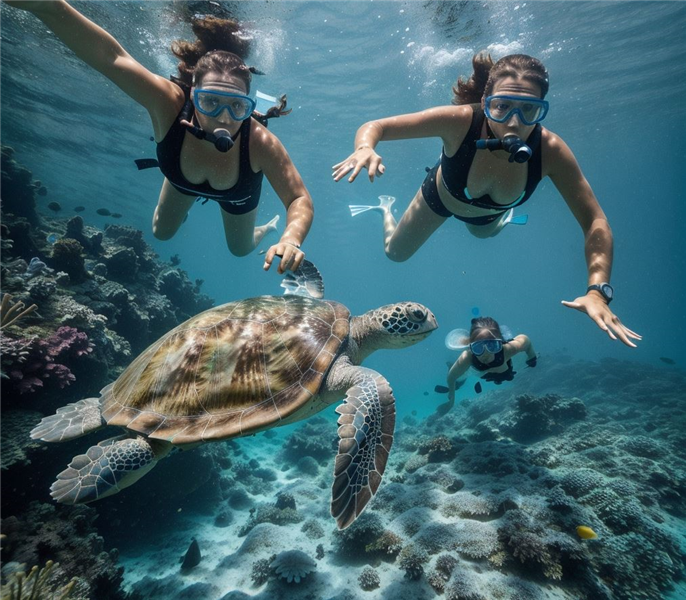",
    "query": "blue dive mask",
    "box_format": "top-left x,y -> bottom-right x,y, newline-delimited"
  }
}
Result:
484,95 -> 549,126
470,339 -> 503,356
193,89 -> 256,121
